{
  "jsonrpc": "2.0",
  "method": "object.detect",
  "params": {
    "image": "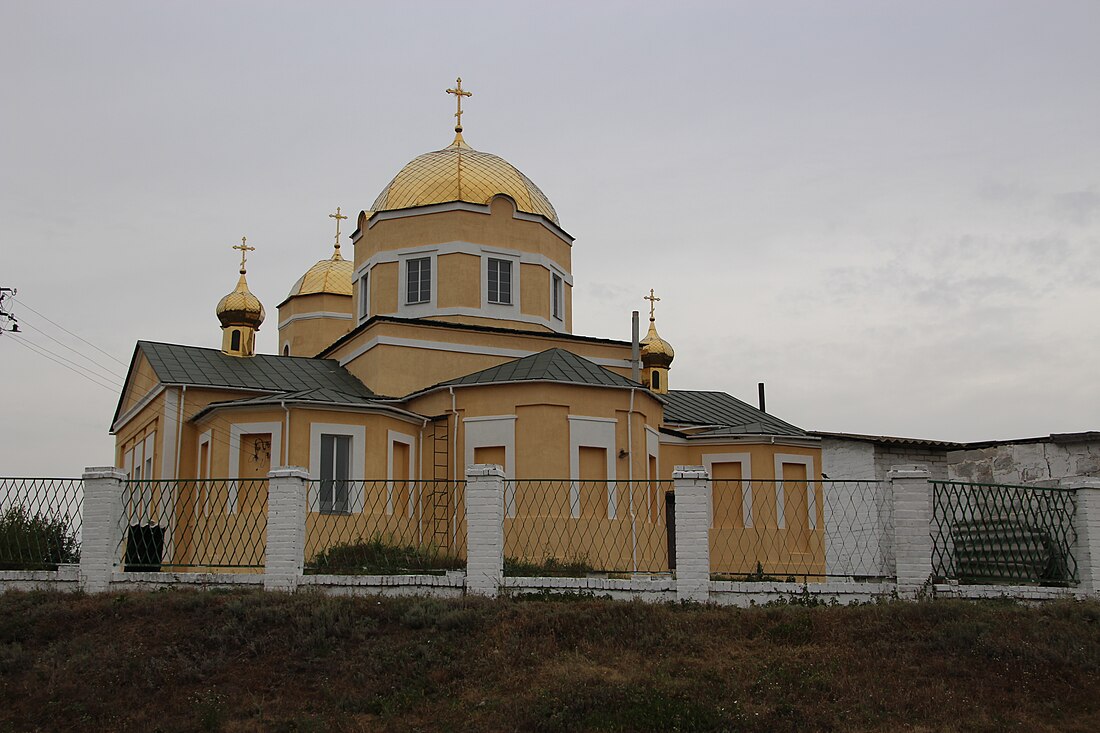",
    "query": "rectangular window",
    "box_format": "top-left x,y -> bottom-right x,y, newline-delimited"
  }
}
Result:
358,272 -> 370,319
406,257 -> 431,304
320,434 -> 352,513
552,273 -> 563,320
487,258 -> 512,305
